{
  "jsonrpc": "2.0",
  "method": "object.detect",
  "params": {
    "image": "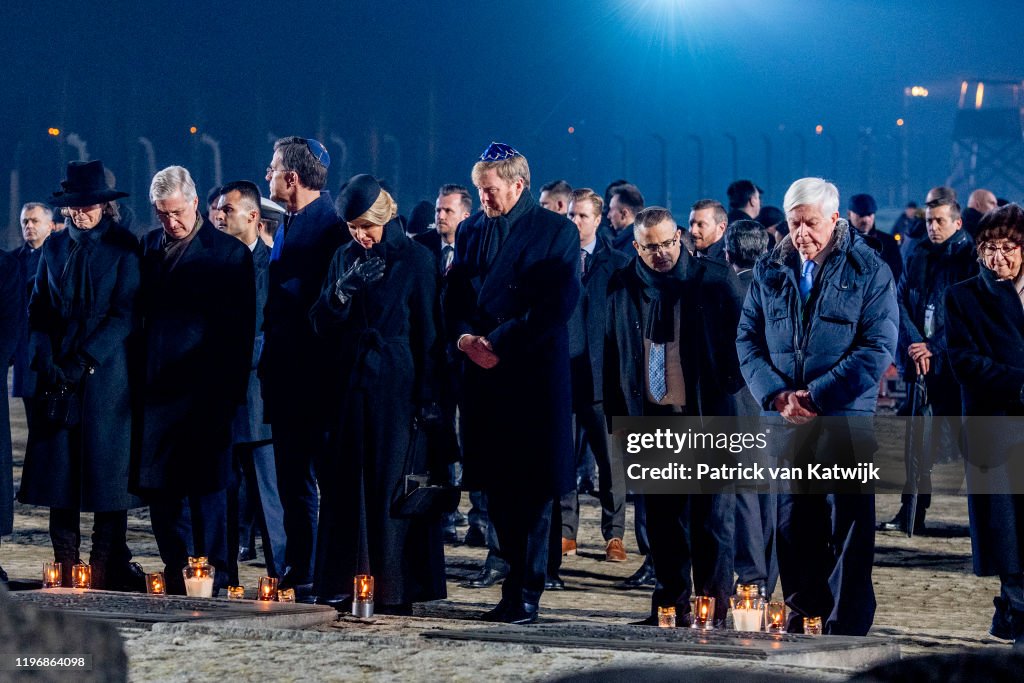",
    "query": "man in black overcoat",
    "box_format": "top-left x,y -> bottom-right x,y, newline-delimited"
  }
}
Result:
0,248 -> 23,582
555,188 -> 630,572
260,137 -> 346,597
604,206 -> 745,626
444,143 -> 580,624
215,181 -> 287,581
135,166 -> 255,593
11,202 -> 56,421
